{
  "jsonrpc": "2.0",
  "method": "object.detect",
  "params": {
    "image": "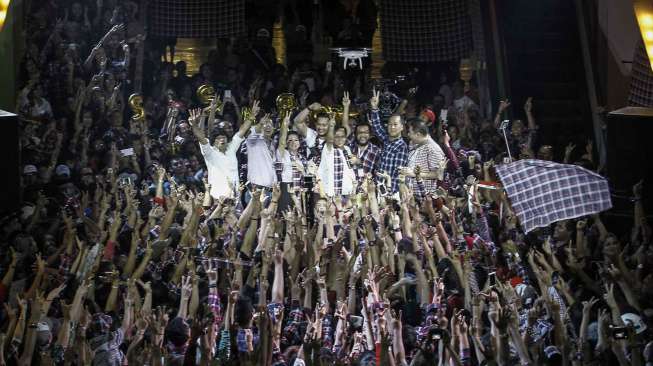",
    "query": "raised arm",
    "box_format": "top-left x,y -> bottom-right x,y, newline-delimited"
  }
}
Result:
524,97 -> 537,130
493,100 -> 510,129
189,108 -> 208,145
236,99 -> 259,138
368,89 -> 389,144
341,91 -> 351,137
277,111 -> 291,155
